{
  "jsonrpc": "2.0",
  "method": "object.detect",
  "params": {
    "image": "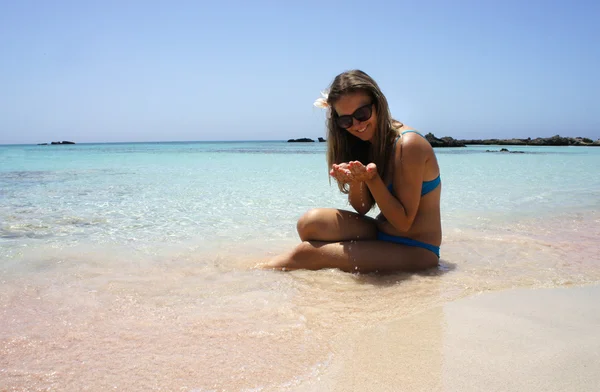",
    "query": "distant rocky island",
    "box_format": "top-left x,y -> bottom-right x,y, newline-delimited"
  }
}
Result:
485,148 -> 525,153
425,134 -> 600,147
38,141 -> 76,145
288,135 -> 599,147
287,137 -> 326,143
